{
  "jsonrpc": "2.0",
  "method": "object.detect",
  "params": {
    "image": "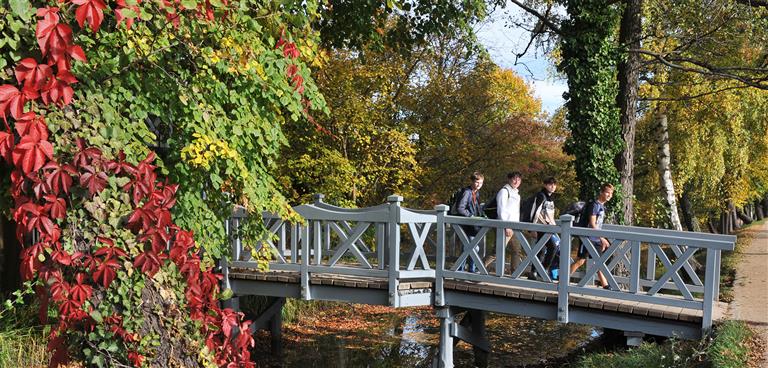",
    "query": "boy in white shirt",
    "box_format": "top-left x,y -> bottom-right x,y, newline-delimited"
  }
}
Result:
497,172 -> 522,271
